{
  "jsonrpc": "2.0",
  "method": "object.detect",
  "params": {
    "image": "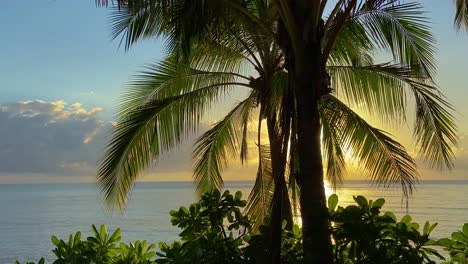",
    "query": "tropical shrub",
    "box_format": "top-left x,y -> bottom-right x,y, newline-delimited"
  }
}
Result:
328,194 -> 443,264
15,225 -> 156,264
156,189 -> 249,264
438,223 -> 468,264
14,190 -> 468,264
14,259 -> 45,264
